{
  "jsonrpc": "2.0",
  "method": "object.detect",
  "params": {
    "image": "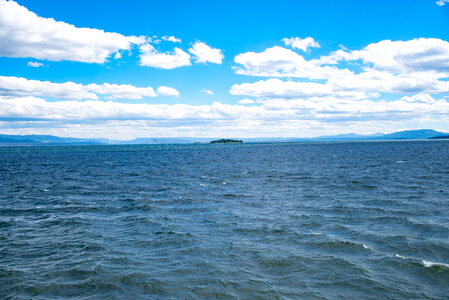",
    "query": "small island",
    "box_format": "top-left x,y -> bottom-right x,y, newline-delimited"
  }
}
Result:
210,139 -> 243,144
